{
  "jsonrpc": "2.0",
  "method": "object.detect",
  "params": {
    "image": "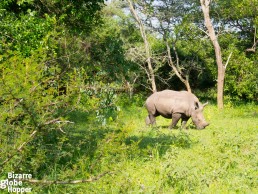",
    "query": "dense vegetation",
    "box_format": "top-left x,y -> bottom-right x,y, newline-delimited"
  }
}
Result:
0,0 -> 257,193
